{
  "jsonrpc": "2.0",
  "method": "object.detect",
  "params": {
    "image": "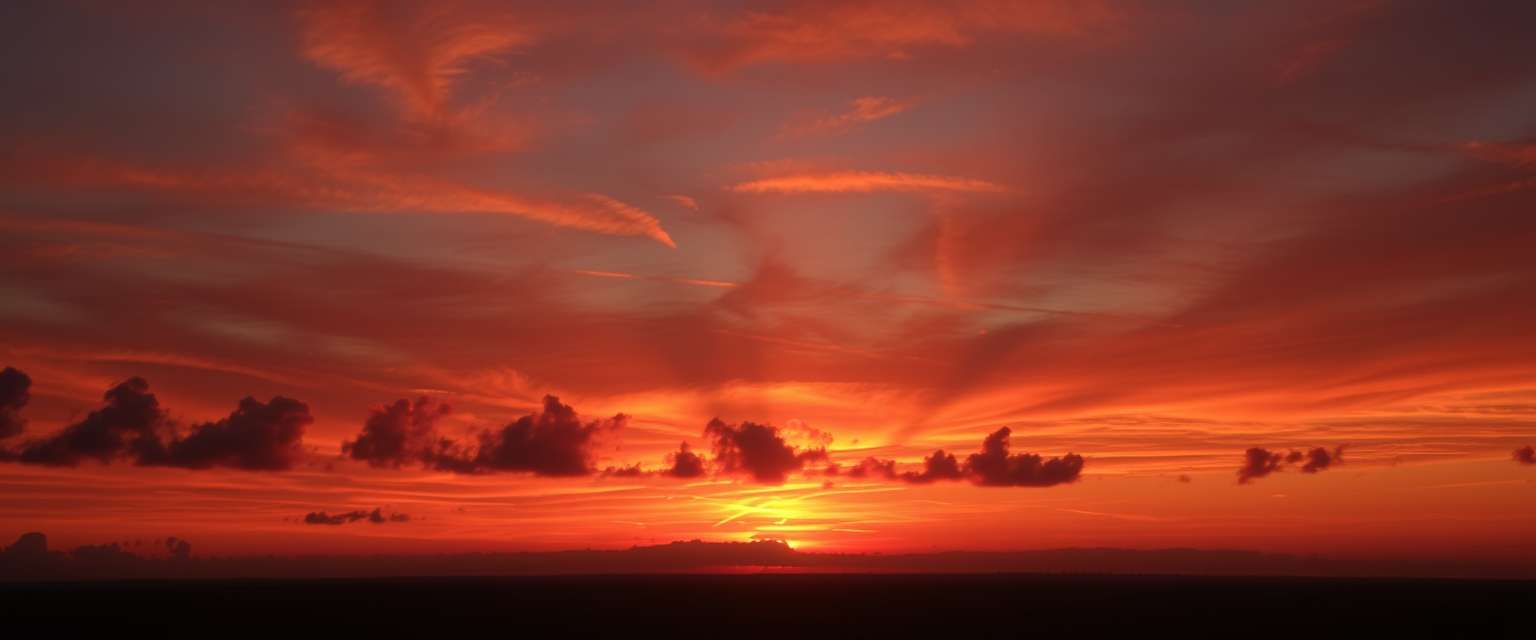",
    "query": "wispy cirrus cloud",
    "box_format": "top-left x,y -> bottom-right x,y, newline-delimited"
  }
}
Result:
296,1 -> 533,123
783,96 -> 914,136
3,149 -> 677,247
733,171 -> 1006,194
685,0 -> 1123,70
